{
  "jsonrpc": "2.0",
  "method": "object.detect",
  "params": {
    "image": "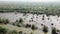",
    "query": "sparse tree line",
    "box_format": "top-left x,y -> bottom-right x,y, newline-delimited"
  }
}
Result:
0,8 -> 60,16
